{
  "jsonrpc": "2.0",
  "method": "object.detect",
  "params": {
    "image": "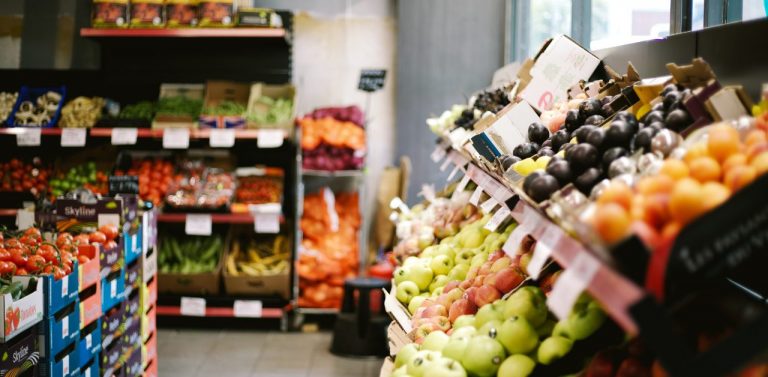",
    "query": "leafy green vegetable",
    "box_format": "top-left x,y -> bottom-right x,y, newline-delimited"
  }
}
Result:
245,96 -> 293,124
202,100 -> 246,116
156,96 -> 204,118
118,101 -> 155,120
158,234 -> 222,274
